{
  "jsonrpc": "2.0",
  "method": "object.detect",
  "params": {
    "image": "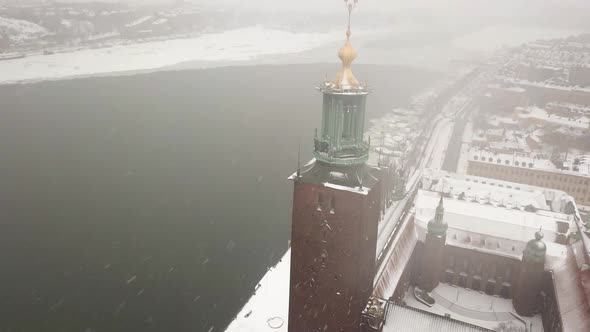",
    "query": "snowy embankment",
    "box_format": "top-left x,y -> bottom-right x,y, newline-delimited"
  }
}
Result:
225,249 -> 290,332
0,26 -> 345,84
0,16 -> 49,43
